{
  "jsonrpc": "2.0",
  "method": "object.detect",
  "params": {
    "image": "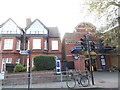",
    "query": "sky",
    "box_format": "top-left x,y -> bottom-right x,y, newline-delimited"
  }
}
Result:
0,0 -> 102,38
